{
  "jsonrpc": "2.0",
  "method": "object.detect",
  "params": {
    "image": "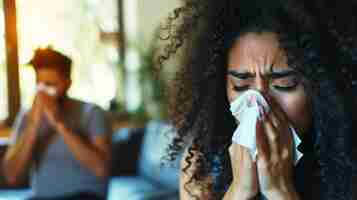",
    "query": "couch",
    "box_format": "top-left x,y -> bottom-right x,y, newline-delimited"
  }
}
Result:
108,120 -> 181,200
0,120 -> 181,200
